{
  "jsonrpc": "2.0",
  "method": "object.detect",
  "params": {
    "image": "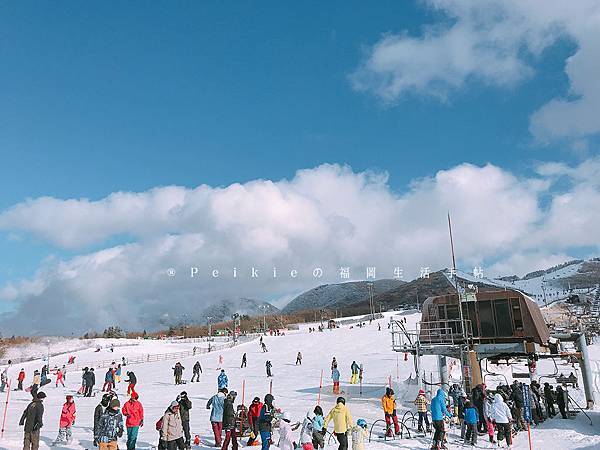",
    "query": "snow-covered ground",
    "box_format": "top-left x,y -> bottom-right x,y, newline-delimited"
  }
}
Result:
1,313 -> 599,449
